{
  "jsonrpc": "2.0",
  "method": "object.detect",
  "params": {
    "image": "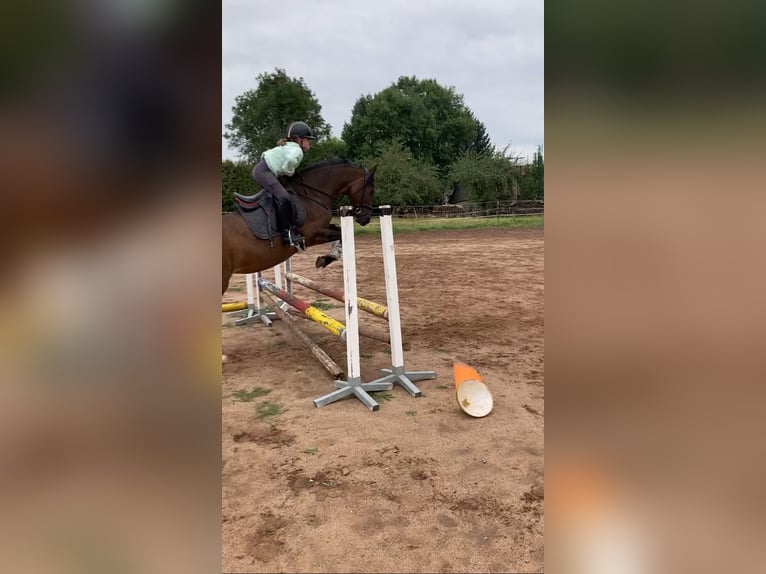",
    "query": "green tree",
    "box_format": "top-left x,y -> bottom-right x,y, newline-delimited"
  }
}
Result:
469,112 -> 493,154
224,68 -> 330,162
518,145 -> 544,200
304,137 -> 348,164
531,145 -> 544,200
448,149 -> 520,203
362,141 -> 444,206
222,160 -> 254,212
342,76 -> 493,173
